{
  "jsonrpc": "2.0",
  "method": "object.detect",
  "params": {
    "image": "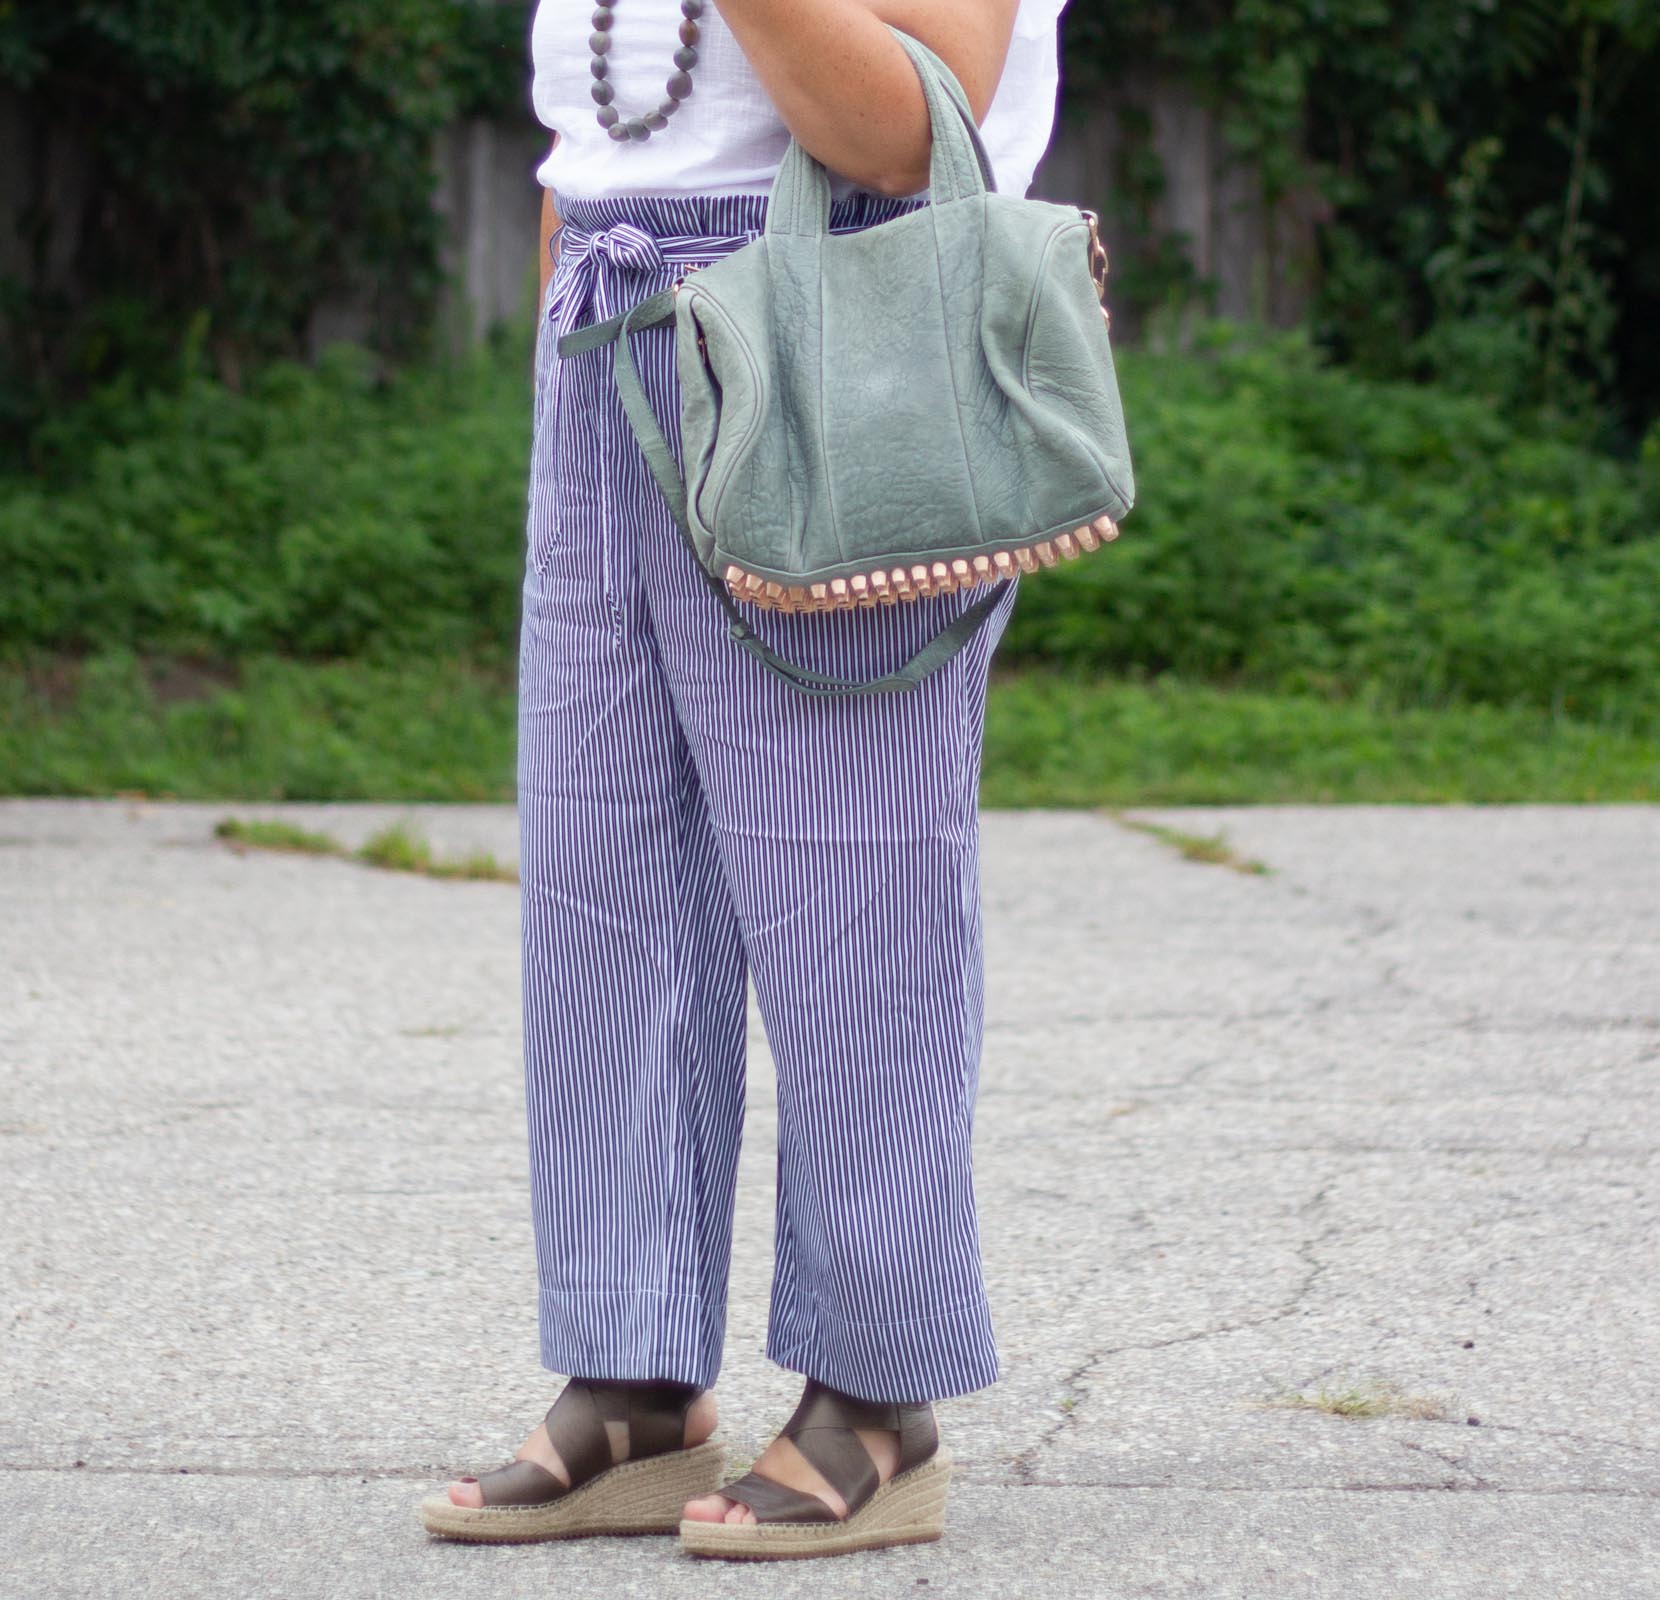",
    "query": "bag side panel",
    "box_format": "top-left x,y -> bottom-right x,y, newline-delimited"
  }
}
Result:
677,247 -> 790,571
1013,212 -> 1135,516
